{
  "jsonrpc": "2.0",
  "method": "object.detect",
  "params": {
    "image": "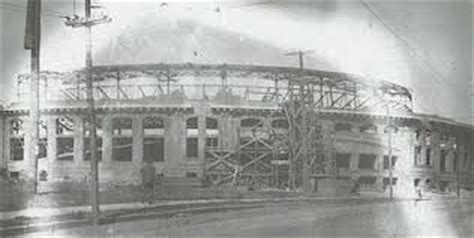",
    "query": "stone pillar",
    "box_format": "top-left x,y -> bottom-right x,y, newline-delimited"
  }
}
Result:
47,117 -> 56,179
0,117 -> 5,168
24,116 -> 35,180
198,115 -> 206,165
164,114 -> 185,177
102,116 -> 113,164
74,116 -> 84,166
132,116 -> 143,164
350,153 -> 358,170
220,115 -> 239,149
